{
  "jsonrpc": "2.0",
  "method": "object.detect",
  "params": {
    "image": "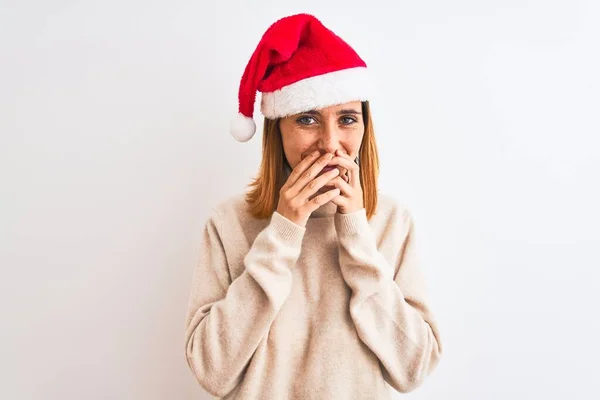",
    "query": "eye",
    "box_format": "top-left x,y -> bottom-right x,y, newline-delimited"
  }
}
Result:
340,116 -> 357,125
297,116 -> 317,125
